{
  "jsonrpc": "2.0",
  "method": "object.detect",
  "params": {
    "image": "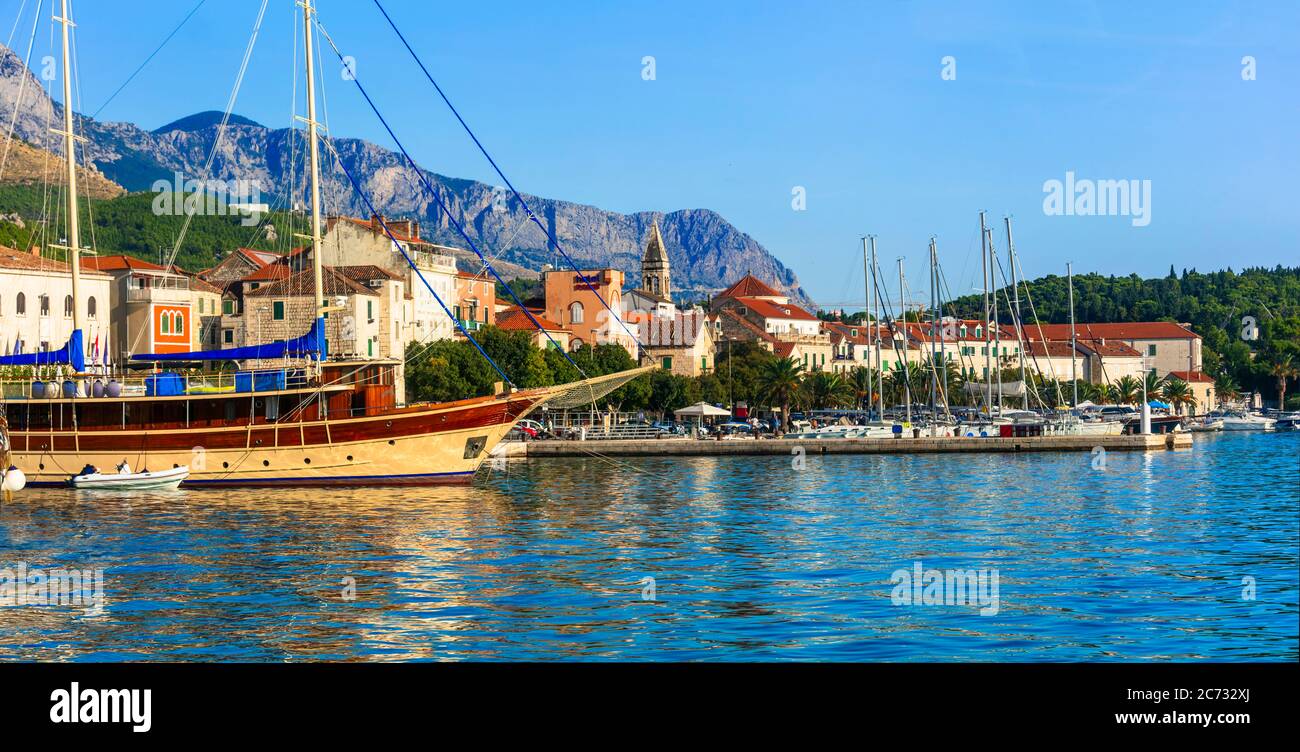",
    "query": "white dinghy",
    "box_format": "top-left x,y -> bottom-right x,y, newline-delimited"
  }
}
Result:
69,461 -> 189,491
